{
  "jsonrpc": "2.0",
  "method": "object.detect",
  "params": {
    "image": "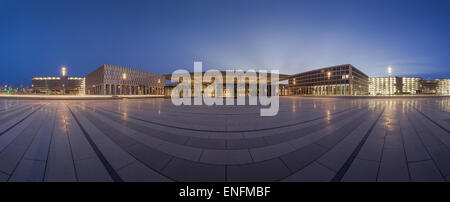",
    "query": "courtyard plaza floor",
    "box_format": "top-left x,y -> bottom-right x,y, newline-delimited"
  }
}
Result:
0,96 -> 449,182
